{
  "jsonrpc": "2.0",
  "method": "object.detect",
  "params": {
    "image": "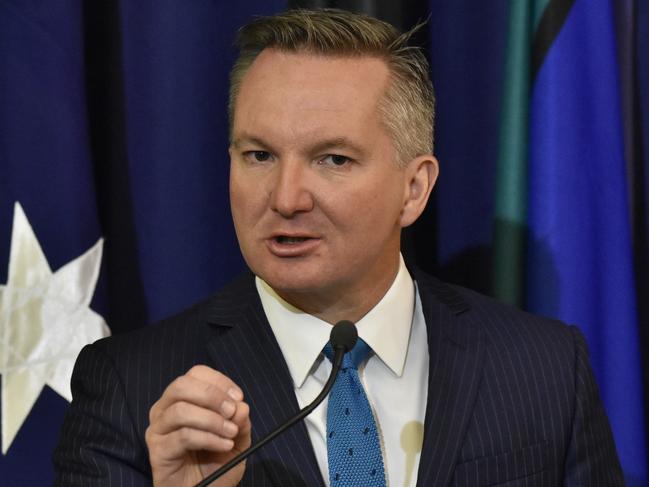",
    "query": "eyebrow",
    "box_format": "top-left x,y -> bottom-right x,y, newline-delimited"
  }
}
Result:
230,134 -> 271,150
308,137 -> 365,156
231,133 -> 365,157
